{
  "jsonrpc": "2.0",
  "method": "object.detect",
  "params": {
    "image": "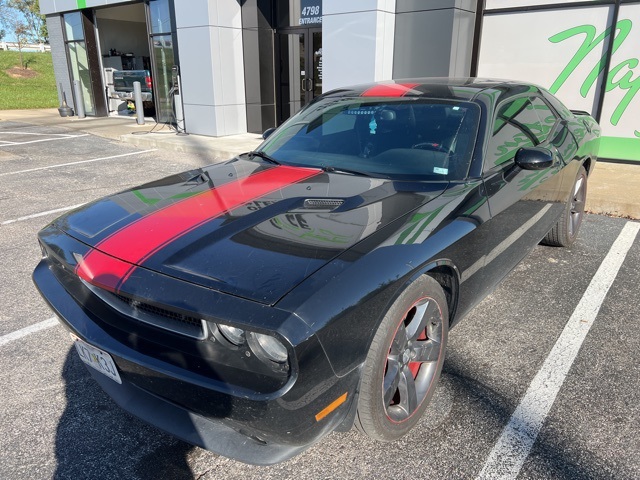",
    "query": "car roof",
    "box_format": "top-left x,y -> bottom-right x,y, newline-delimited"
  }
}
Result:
321,78 -> 542,103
